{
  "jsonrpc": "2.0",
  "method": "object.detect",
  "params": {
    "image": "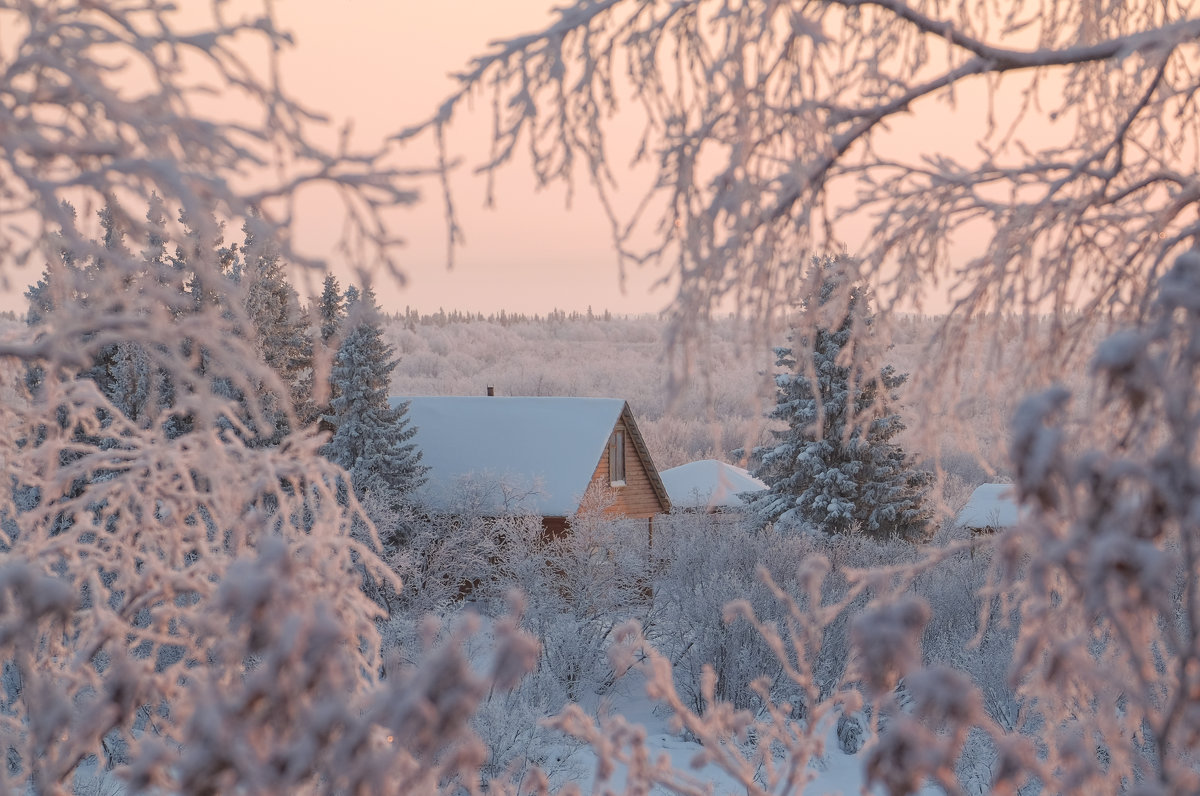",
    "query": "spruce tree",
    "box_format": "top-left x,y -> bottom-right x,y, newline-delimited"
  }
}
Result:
240,220 -> 315,438
317,273 -> 345,344
103,202 -> 163,425
24,267 -> 56,330
81,203 -> 130,403
313,274 -> 346,425
88,201 -> 173,426
21,203 -> 75,393
748,256 -> 931,540
322,286 -> 426,502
